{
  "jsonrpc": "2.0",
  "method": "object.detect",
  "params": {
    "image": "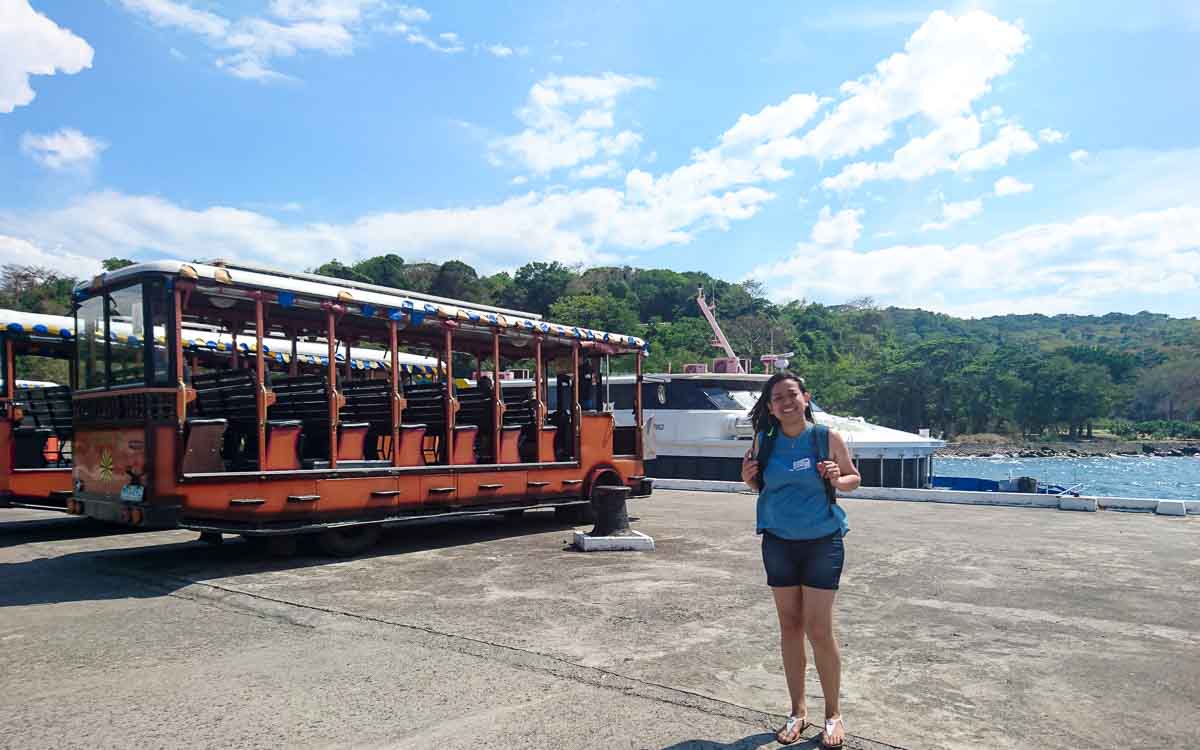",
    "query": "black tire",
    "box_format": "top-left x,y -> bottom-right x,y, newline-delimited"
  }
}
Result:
316,526 -> 381,557
198,531 -> 224,546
